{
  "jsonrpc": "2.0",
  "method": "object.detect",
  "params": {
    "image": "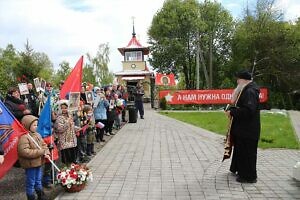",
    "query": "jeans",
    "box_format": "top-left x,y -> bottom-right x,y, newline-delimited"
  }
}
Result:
25,166 -> 43,195
135,100 -> 144,117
